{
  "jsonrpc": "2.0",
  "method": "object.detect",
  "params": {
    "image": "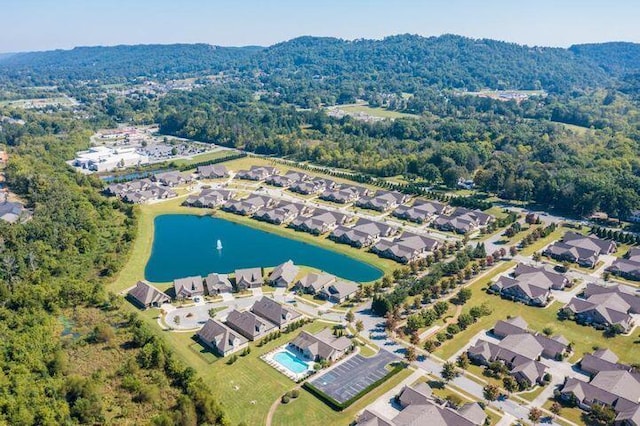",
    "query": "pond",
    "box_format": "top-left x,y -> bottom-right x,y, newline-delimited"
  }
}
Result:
145,214 -> 383,282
